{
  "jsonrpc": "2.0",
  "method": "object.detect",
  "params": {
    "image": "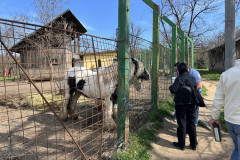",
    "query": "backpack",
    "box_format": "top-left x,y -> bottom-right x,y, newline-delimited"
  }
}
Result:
176,79 -> 193,103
